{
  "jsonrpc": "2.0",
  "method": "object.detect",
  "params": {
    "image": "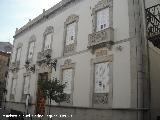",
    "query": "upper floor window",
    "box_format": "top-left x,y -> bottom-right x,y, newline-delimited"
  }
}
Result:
43,26 -> 54,51
28,41 -> 35,60
96,8 -> 109,31
66,22 -> 76,45
44,34 -> 52,50
63,14 -> 79,55
92,0 -> 113,32
15,47 -> 22,62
